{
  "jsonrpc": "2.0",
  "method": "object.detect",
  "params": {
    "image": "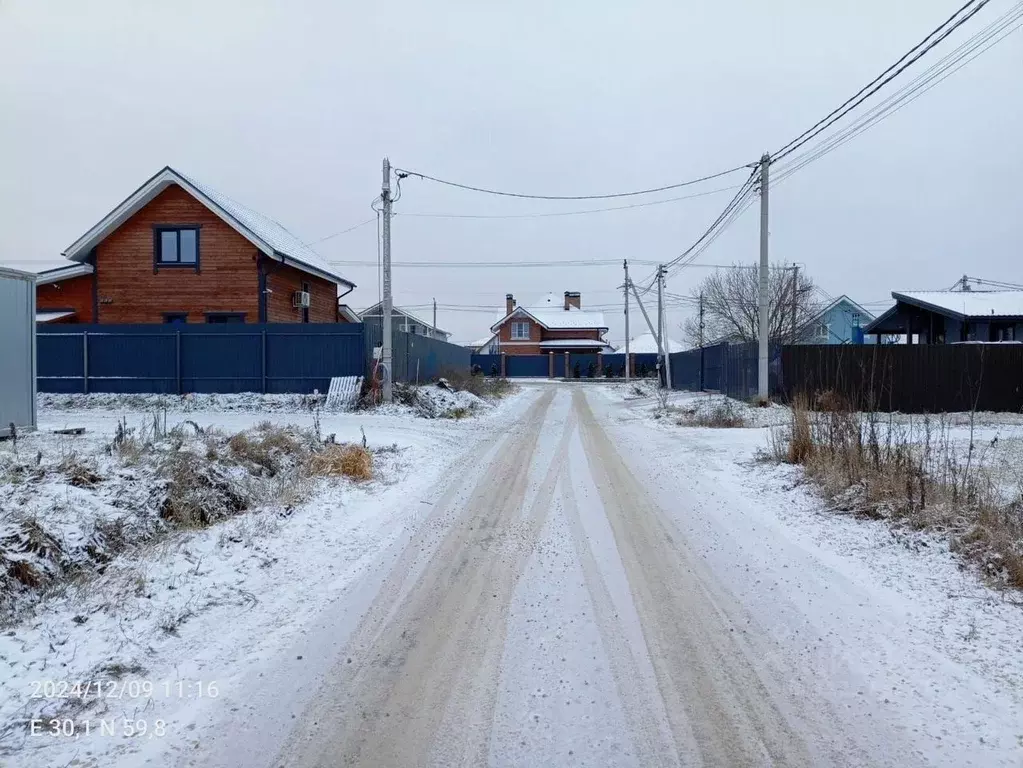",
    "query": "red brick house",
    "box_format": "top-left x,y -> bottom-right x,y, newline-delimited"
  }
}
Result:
38,166 -> 355,324
490,292 -> 610,355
